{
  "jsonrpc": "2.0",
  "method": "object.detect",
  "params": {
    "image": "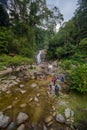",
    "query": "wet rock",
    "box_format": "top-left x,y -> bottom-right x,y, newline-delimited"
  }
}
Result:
6,91 -> 11,94
32,123 -> 38,130
1,85 -> 7,92
10,76 -> 16,80
43,124 -> 48,130
59,101 -> 67,107
7,122 -> 17,130
20,90 -> 26,94
16,79 -> 20,83
34,97 -> 39,102
52,112 -> 56,117
52,106 -> 55,111
37,93 -> 40,97
15,97 -> 18,100
56,114 -> 65,123
66,118 -> 74,125
47,121 -> 53,127
28,97 -> 33,102
64,108 -> 74,119
12,81 -> 18,85
6,105 -> 12,110
44,116 -> 52,123
0,112 -> 10,128
17,112 -> 29,125
20,84 -> 24,88
31,76 -> 35,80
20,103 -> 27,108
31,83 -> 37,88
65,108 -> 71,118
17,124 -> 25,130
